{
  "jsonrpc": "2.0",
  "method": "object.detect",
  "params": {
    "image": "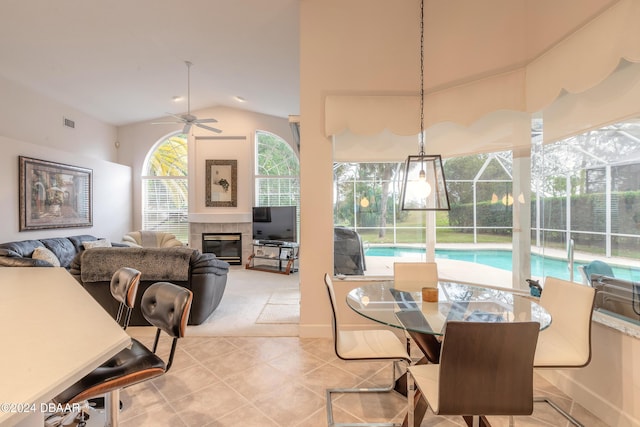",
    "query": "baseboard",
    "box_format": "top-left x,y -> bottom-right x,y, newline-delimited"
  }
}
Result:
539,370 -> 640,427
299,323 -> 332,338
